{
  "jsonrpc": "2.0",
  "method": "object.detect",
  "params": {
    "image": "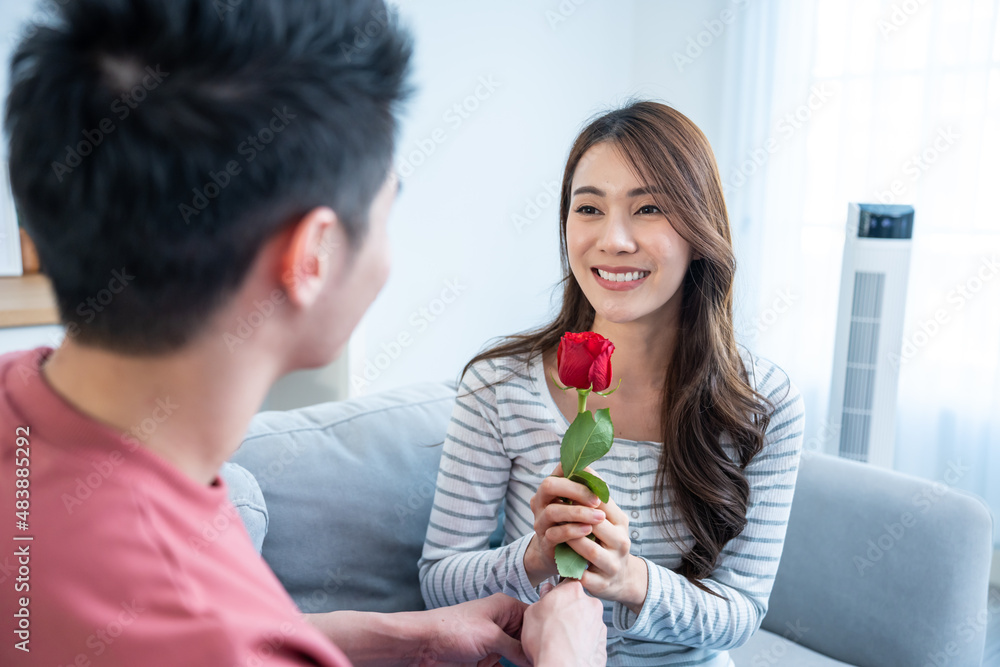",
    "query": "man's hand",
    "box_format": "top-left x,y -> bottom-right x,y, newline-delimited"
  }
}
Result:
411,593 -> 529,667
522,581 -> 607,667
304,594 -> 528,667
